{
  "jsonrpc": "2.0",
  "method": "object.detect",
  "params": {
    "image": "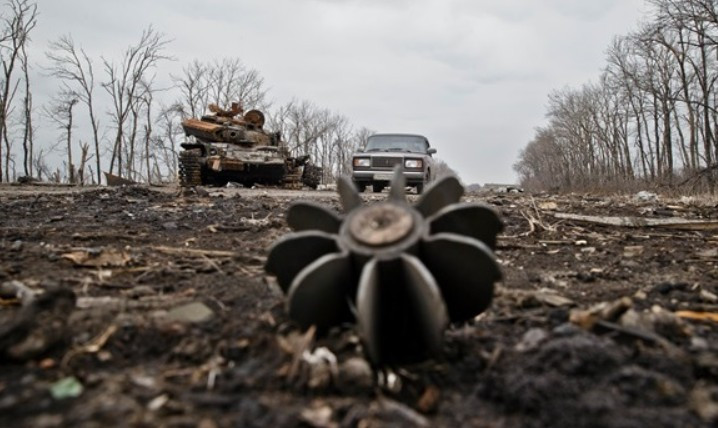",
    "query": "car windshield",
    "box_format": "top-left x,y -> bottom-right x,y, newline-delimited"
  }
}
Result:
365,135 -> 428,153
